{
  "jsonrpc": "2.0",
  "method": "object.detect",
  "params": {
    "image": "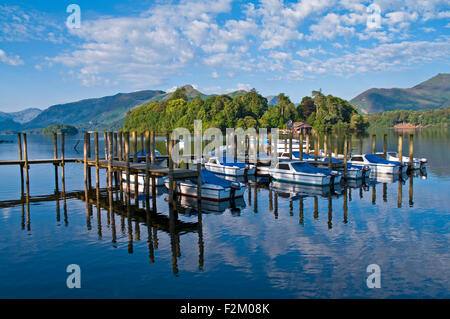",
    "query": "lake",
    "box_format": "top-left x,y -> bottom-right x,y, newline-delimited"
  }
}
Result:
0,129 -> 449,298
